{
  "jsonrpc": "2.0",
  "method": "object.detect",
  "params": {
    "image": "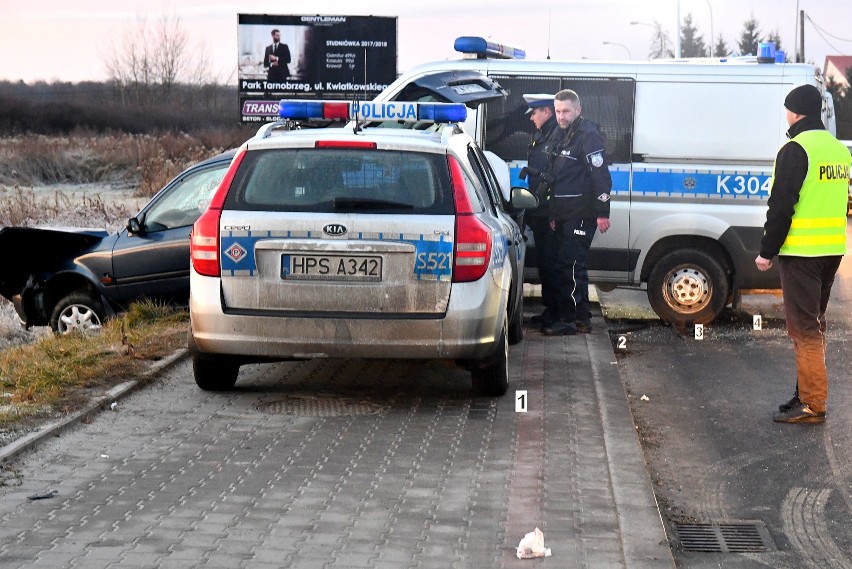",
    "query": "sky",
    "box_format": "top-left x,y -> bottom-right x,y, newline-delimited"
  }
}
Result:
1,0 -> 850,84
